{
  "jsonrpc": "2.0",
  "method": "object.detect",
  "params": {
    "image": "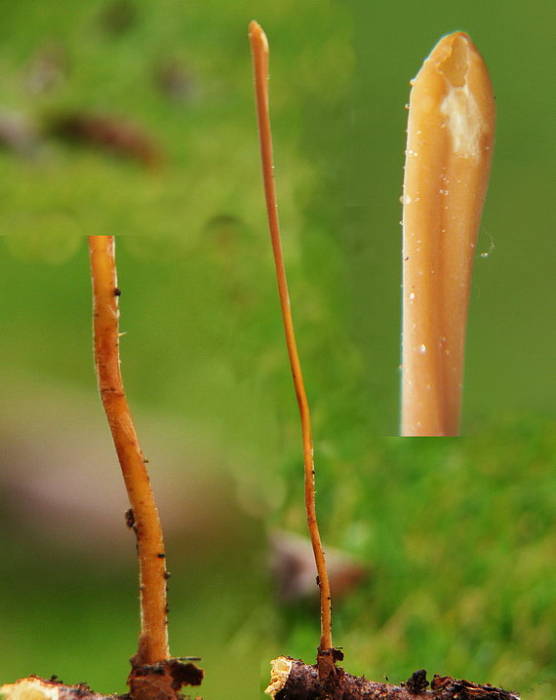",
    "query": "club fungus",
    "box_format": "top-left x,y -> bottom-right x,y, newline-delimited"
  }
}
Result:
250,22 -> 516,700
